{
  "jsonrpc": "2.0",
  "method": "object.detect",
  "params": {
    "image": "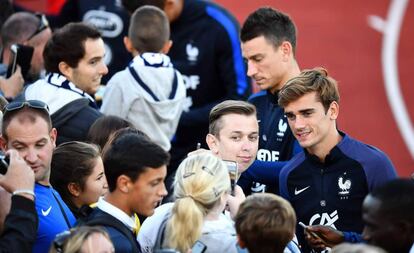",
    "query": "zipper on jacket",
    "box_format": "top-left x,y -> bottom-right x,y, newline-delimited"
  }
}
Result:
320,168 -> 326,207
